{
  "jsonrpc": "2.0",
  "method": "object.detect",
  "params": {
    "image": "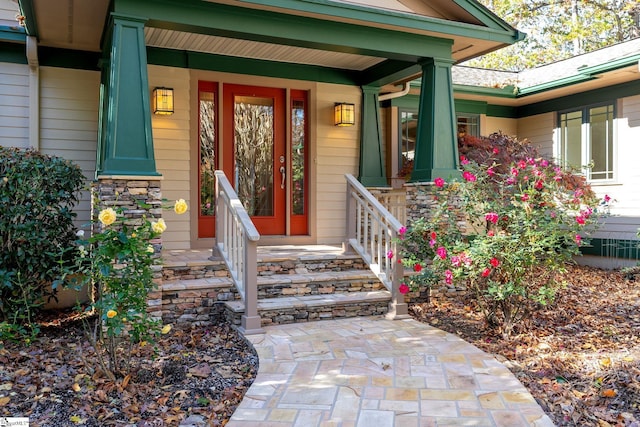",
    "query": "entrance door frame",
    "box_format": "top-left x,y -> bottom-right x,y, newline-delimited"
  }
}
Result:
190,73 -> 316,248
